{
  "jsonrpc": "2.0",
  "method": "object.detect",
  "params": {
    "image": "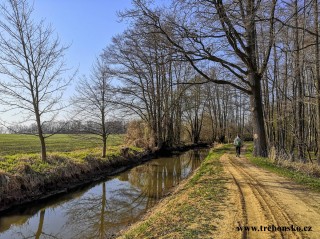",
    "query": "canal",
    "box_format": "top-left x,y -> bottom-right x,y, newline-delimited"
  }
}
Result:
0,148 -> 209,239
